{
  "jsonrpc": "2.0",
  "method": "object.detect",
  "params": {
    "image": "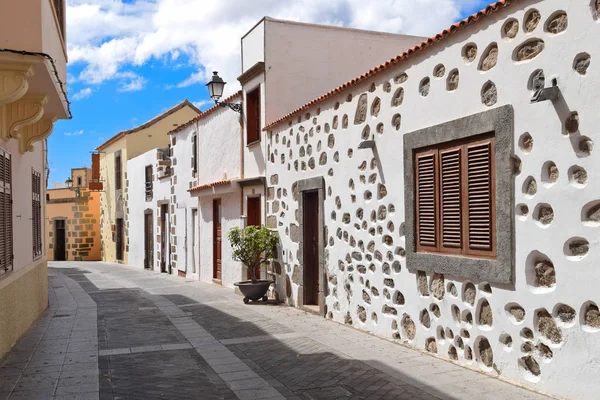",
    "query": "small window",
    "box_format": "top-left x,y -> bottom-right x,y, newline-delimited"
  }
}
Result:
32,169 -> 42,259
415,133 -> 496,258
115,153 -> 122,190
145,165 -> 153,201
246,86 -> 261,144
192,134 -> 198,173
77,176 -> 82,186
